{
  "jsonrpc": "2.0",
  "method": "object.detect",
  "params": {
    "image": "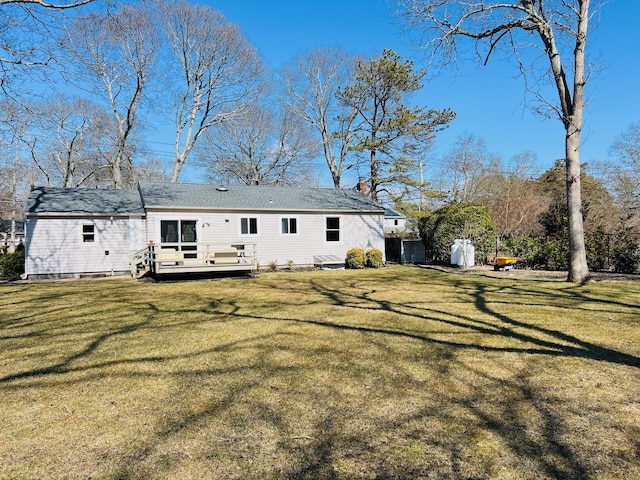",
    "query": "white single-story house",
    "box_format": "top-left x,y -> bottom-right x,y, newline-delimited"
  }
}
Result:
24,182 -> 386,279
